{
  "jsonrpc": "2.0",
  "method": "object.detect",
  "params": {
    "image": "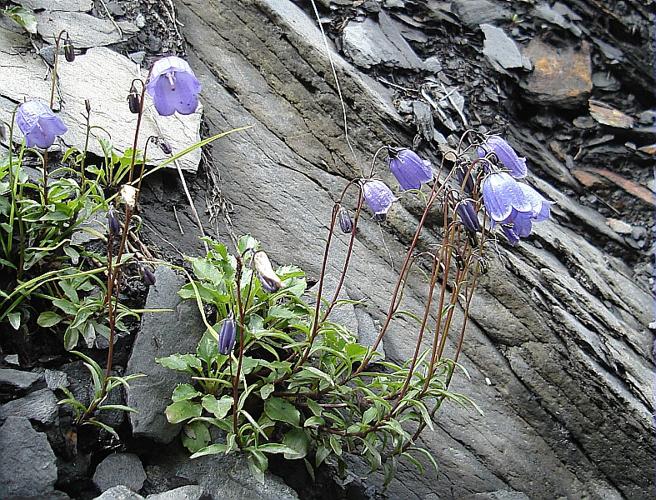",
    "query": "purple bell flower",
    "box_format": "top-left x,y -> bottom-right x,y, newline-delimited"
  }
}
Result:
456,200 -> 480,232
478,136 -> 527,178
501,225 -> 520,246
218,313 -> 236,355
482,172 -> 531,223
254,251 -> 283,293
16,100 -> 67,149
387,148 -> 434,190
146,56 -> 201,117
362,180 -> 396,217
518,183 -> 552,221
